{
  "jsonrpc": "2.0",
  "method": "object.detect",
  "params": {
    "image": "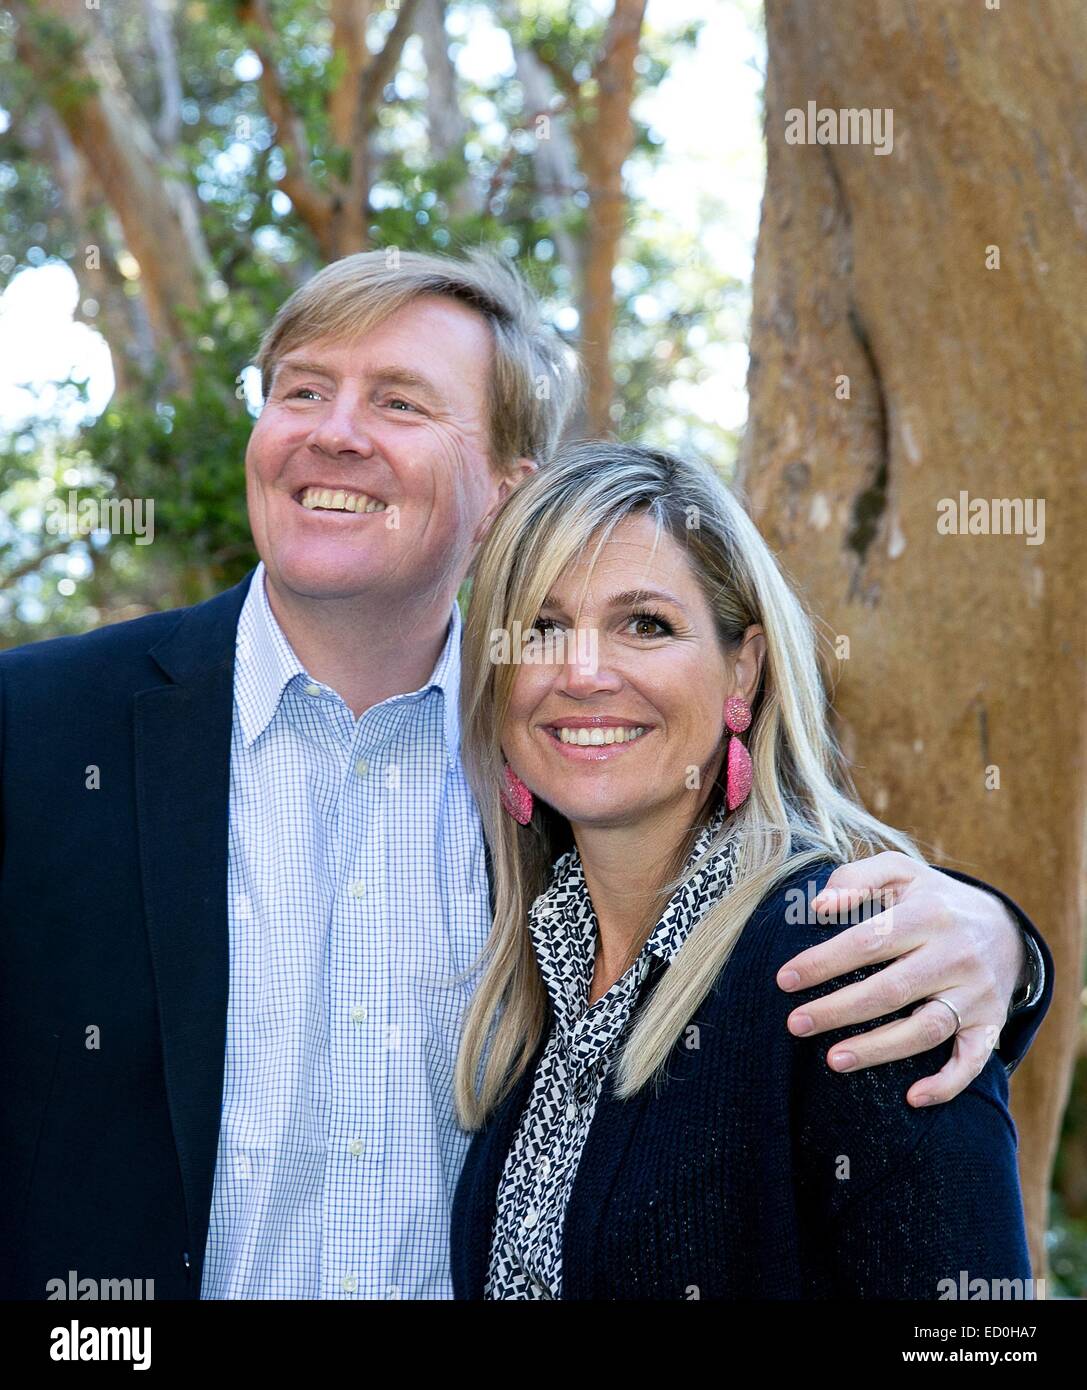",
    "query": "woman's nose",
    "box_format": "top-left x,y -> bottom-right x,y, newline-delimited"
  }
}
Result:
556,632 -> 624,695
